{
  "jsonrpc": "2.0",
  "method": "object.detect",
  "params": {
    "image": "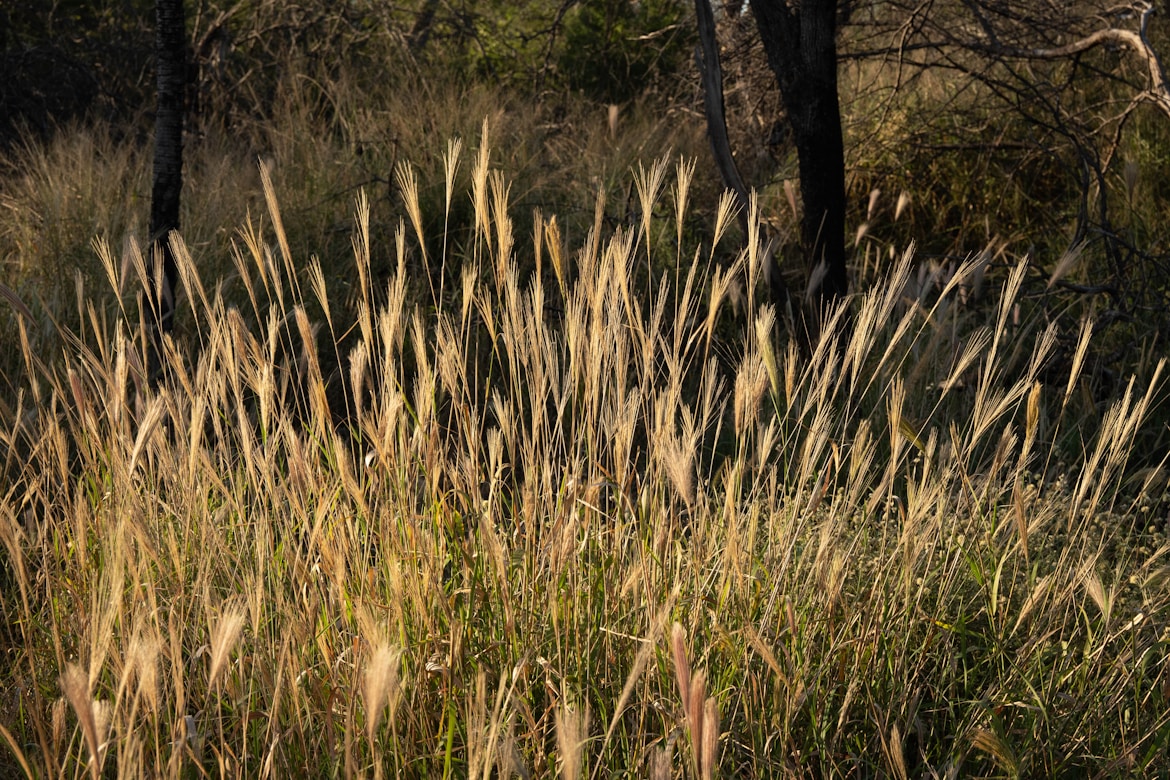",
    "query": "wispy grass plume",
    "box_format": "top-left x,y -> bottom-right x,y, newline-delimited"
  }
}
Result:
1,133 -> 1167,779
